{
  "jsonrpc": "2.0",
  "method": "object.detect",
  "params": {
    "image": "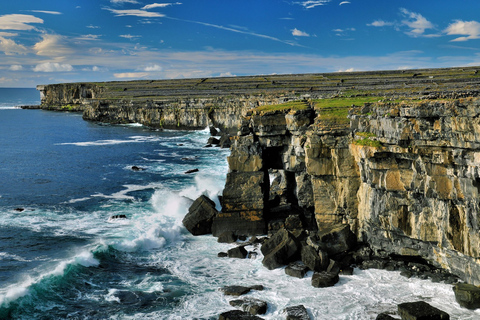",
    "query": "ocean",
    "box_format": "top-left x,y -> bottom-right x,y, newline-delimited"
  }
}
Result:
0,88 -> 478,319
